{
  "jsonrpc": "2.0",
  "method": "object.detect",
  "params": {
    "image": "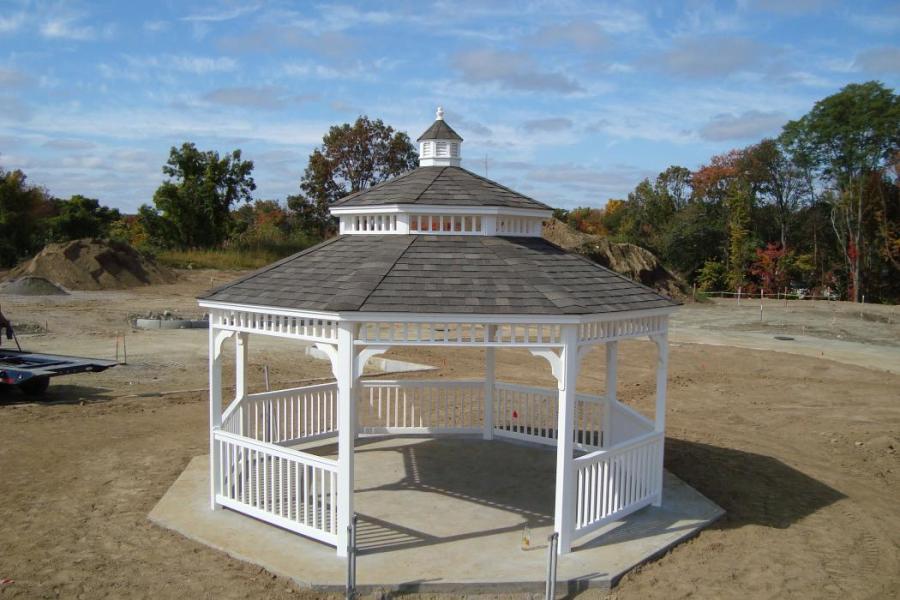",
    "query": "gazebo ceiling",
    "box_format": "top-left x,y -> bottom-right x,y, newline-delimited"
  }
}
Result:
332,165 -> 551,211
199,234 -> 678,315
